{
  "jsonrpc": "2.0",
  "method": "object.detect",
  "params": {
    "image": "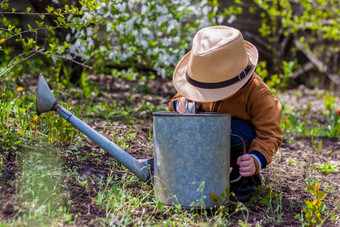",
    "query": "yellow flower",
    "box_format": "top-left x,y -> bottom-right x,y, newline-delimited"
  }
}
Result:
0,38 -> 5,44
32,115 -> 39,122
16,87 -> 24,92
17,130 -> 24,135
